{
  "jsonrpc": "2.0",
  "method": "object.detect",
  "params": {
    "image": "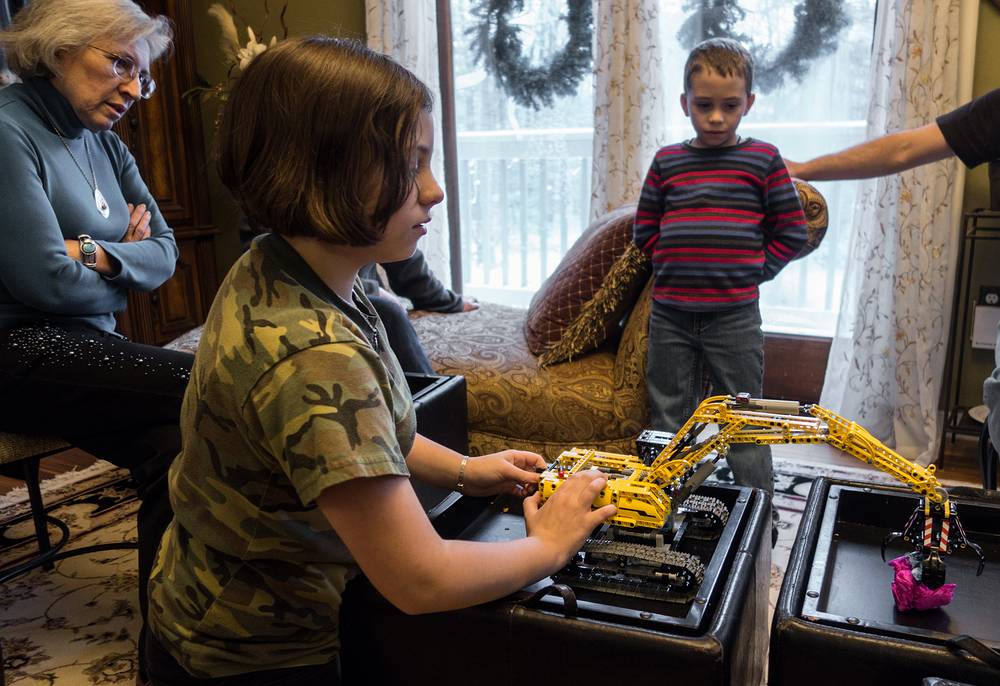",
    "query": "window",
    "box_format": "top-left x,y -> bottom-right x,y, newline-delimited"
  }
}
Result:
450,0 -> 594,307
450,0 -> 878,336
